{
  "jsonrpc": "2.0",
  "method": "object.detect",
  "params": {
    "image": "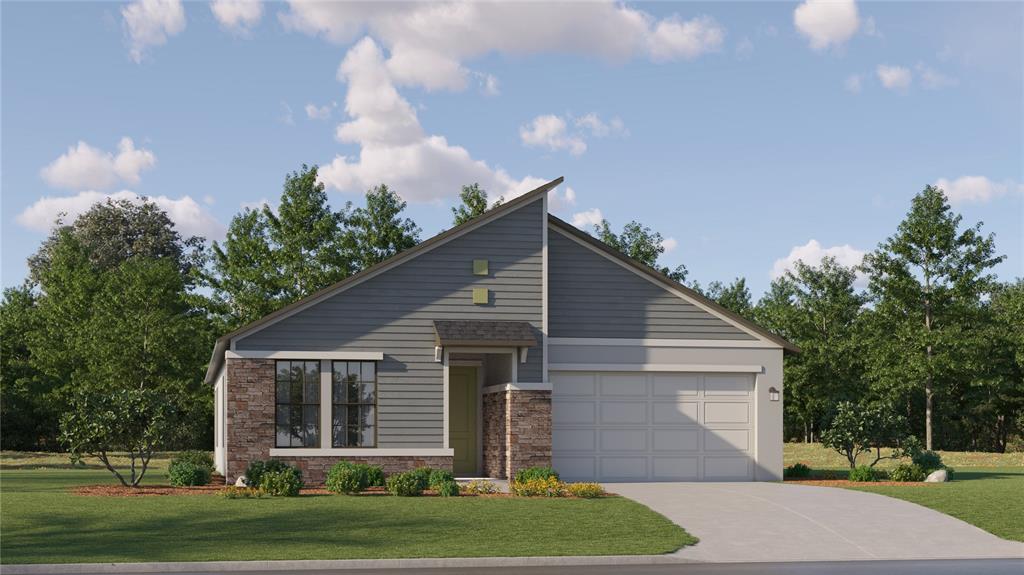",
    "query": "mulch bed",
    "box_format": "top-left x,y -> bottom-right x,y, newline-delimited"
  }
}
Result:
785,479 -> 934,487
